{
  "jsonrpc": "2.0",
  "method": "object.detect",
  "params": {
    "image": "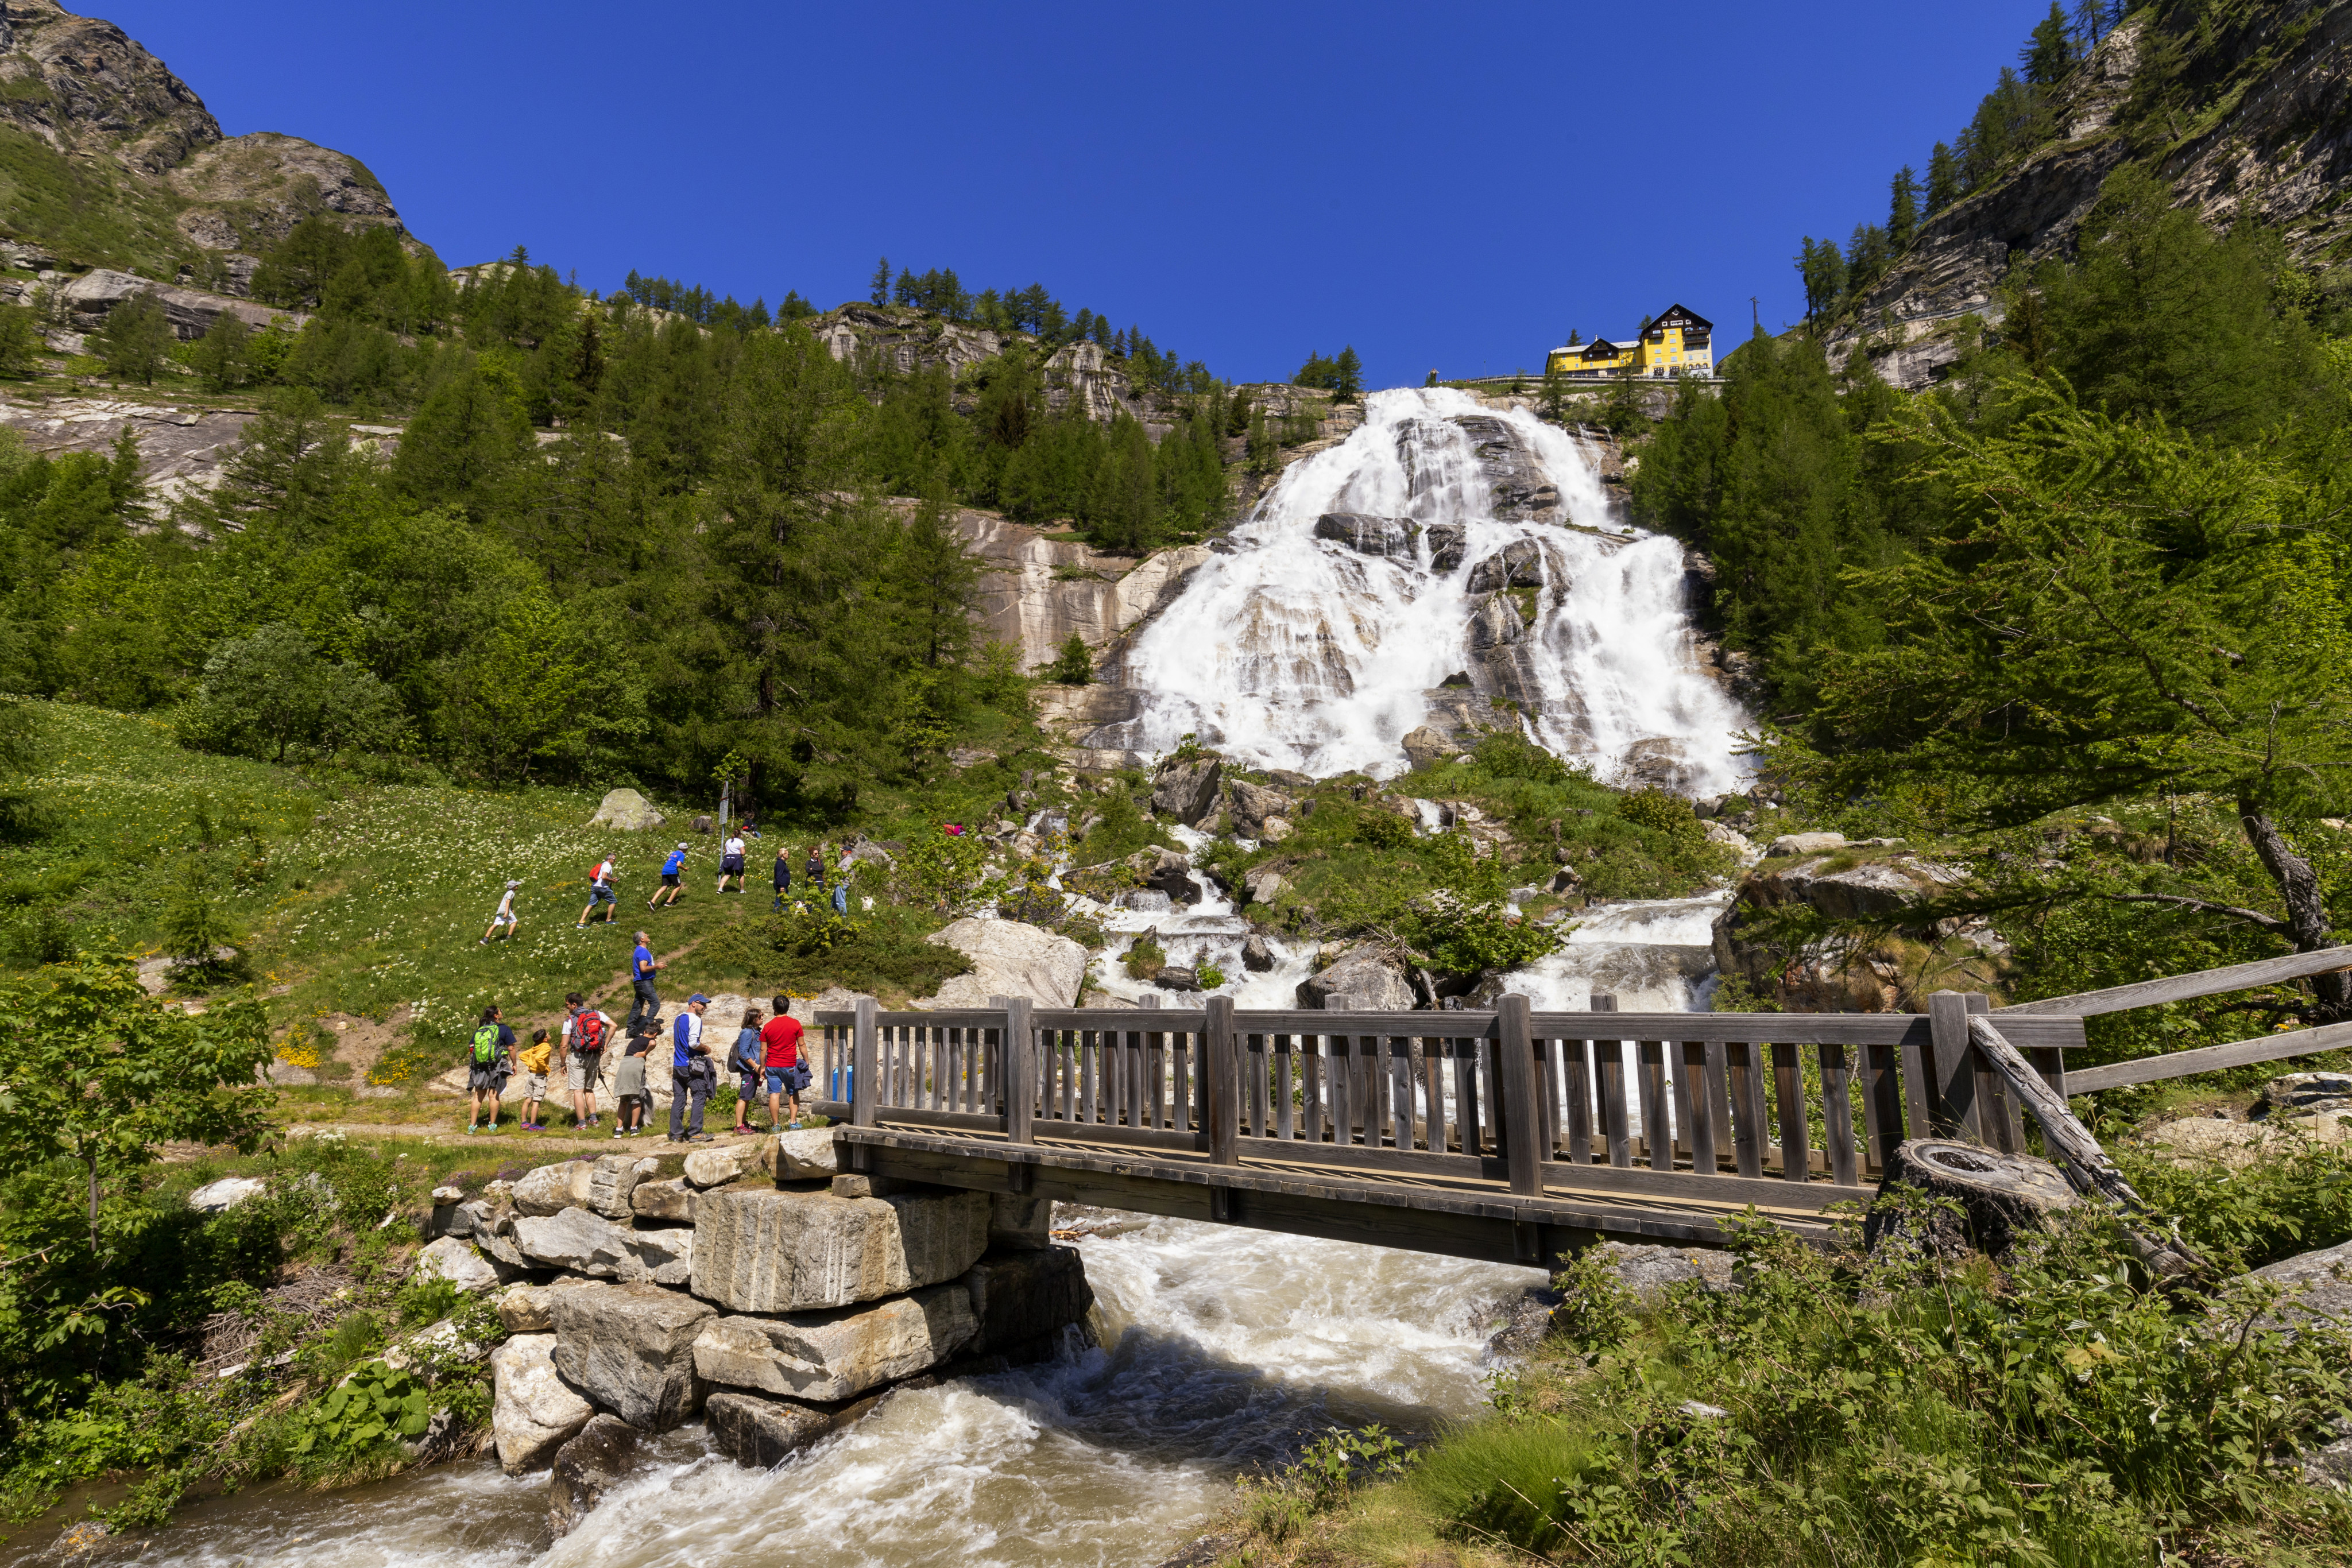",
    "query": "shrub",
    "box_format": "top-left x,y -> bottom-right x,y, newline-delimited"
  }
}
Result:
695,907 -> 973,997
1123,932 -> 1166,981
